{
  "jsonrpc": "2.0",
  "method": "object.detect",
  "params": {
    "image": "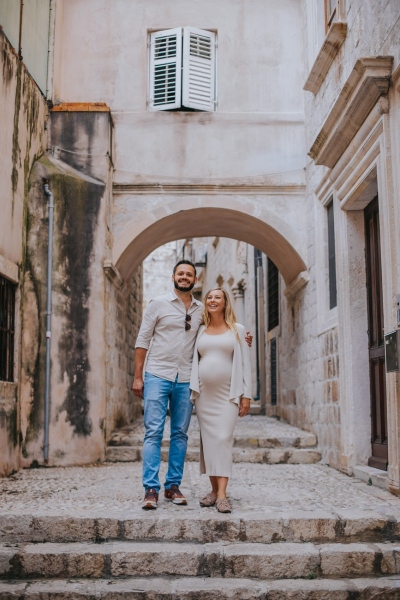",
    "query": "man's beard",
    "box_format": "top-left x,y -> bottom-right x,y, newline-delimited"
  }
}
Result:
174,280 -> 195,292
